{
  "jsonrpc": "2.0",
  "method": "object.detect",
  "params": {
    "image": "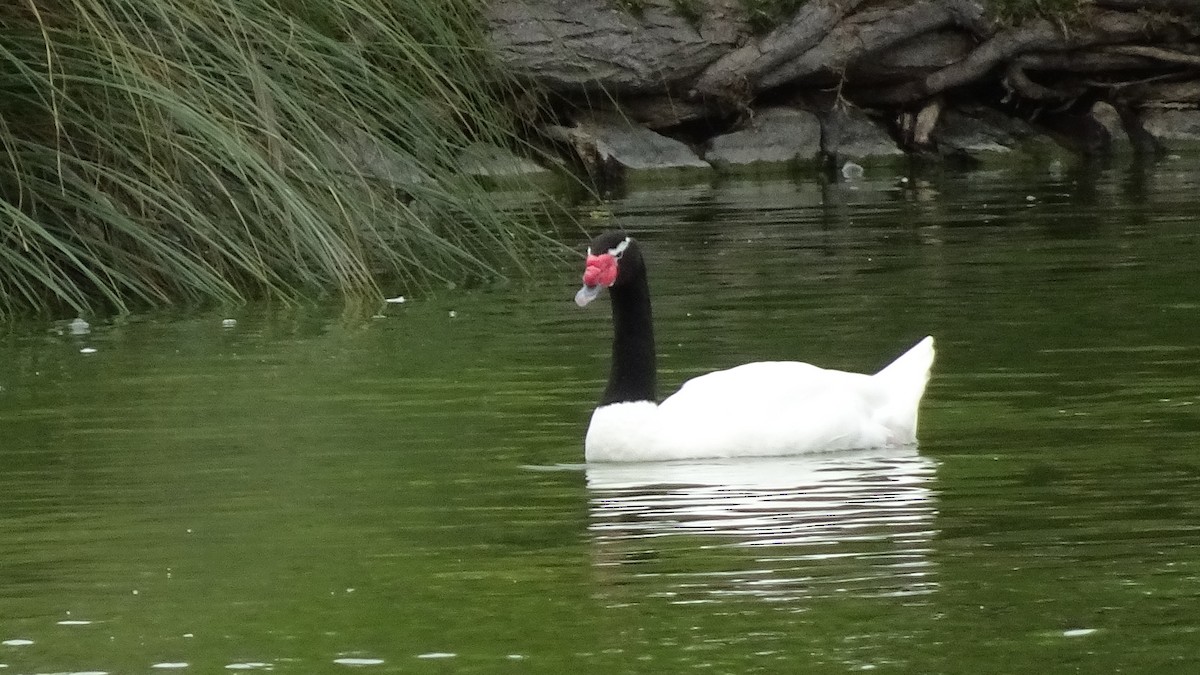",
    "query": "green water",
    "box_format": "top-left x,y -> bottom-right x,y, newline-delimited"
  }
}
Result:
2,164 -> 1200,673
